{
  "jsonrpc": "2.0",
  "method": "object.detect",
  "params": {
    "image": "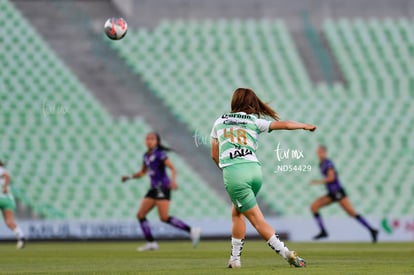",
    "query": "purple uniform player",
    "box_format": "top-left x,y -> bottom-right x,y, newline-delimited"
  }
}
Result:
122,132 -> 201,251
310,145 -> 378,242
143,148 -> 170,194
320,158 -> 346,200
